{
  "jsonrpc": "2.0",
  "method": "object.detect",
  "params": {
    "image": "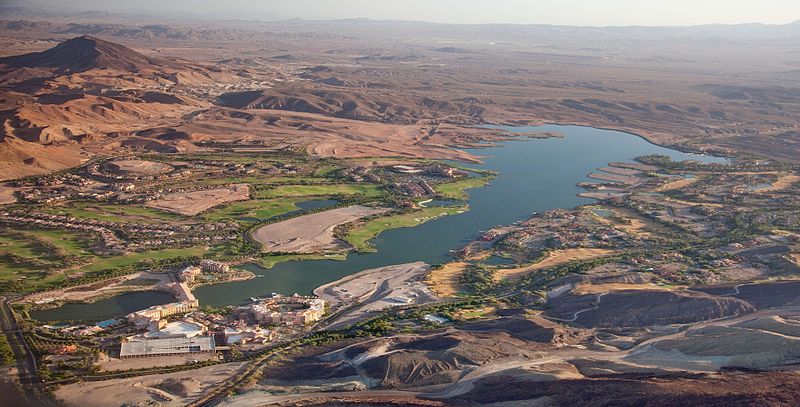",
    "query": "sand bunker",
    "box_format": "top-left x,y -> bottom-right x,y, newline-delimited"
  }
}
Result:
253,205 -> 389,253
147,184 -> 250,216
